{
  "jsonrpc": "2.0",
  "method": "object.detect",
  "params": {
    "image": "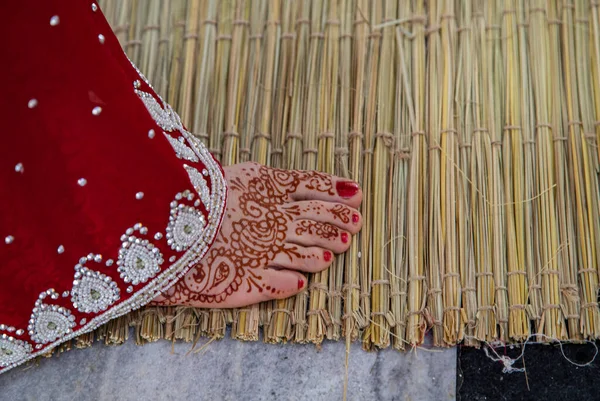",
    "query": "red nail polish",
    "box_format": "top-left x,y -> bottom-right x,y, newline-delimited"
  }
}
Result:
341,232 -> 349,243
298,278 -> 305,289
352,213 -> 360,224
323,251 -> 332,262
336,181 -> 359,198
